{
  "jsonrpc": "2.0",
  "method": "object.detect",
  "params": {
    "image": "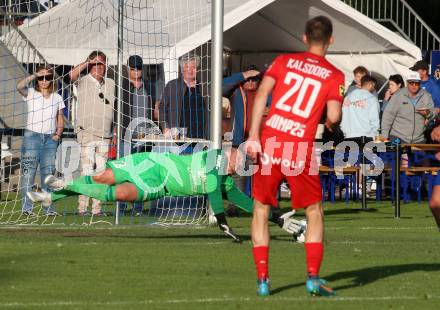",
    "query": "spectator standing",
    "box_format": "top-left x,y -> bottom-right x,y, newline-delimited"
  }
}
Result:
381,71 -> 434,143
69,51 -> 115,216
159,55 -> 209,139
382,74 -> 405,112
341,75 -> 379,196
17,64 -> 64,216
345,66 -> 369,97
341,75 -> 380,140
120,55 -> 154,152
118,55 -> 153,216
222,65 -> 261,216
222,65 -> 262,148
324,66 -> 371,144
410,60 -> 440,113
